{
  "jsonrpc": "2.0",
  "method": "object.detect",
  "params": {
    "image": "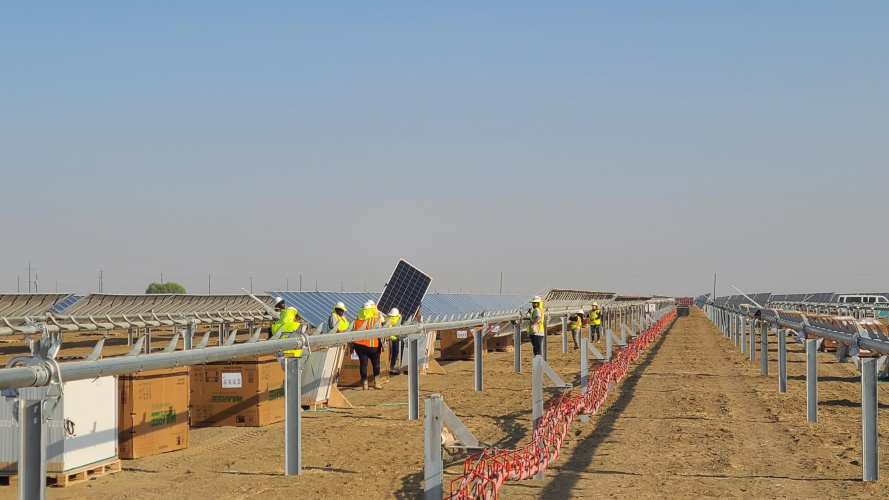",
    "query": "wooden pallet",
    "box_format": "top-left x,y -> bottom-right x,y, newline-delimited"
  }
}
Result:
0,460 -> 121,488
51,460 -> 121,487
